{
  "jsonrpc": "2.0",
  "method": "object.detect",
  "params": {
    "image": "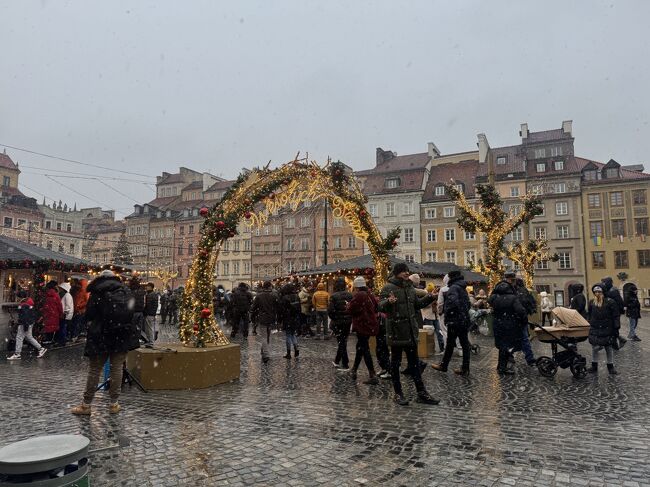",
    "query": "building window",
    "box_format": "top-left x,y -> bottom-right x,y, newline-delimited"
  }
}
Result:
222,262 -> 229,276
368,204 -> 378,217
334,236 -> 342,249
588,193 -> 601,208
511,228 -> 523,241
464,250 -> 476,265
434,186 -> 445,196
536,163 -> 546,173
2,176 -> 10,187
550,147 -> 563,157
558,252 -> 572,269
300,238 -> 309,251
69,244 -> 75,253
333,218 -> 343,228
590,221 -> 603,238
178,243 -> 184,256
188,224 -> 194,234
557,225 -> 569,239
611,219 -> 626,237
531,184 -> 543,195
300,216 -> 311,227
286,237 -> 295,251
45,221 -> 52,230
444,228 -> 455,241
584,169 -> 599,181
286,217 -> 295,228
464,231 -> 476,240
614,250 -> 629,268
3,217 -> 12,228
554,160 -> 565,170
610,192 -> 624,207
509,204 -> 522,216
348,236 -> 356,248
534,227 -> 547,239
244,261 -> 251,274
510,186 -> 520,197
606,168 -> 620,179
635,218 -> 649,236
638,250 -> 650,267
403,228 -> 414,243
66,224 -> 72,232
553,182 -> 566,194
591,251 -> 605,268
536,259 -> 549,270
385,178 -> 400,189
538,204 -> 545,217
443,207 -> 455,218
385,202 -> 395,217
426,229 -> 436,242
188,243 -> 193,254
404,254 -> 415,263
403,202 -> 414,215
632,190 -> 647,205
534,148 -> 546,159
445,251 -> 457,264
555,202 -> 568,216
425,251 -> 437,262
496,156 -> 506,165
425,208 -> 436,219
179,226 -> 185,235
56,222 -> 62,231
